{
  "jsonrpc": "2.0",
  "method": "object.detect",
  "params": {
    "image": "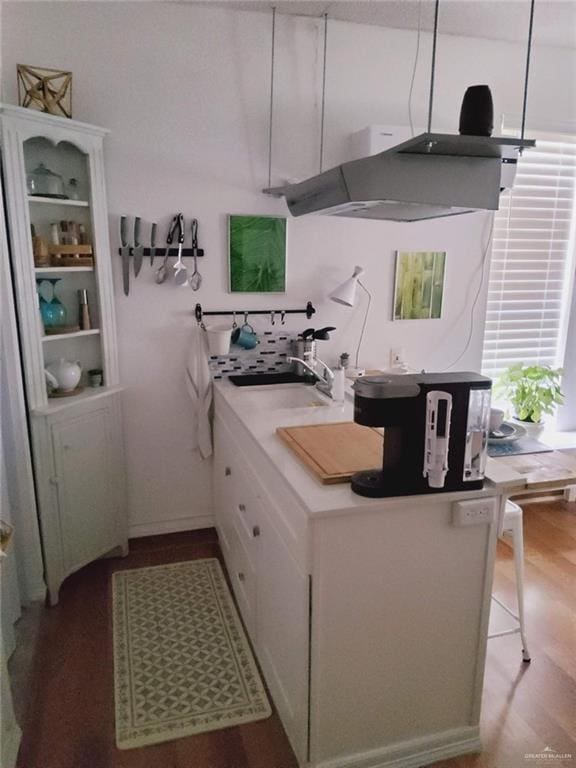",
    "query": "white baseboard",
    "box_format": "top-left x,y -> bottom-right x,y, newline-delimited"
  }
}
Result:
313,727 -> 481,768
128,515 -> 215,538
1,722 -> 22,768
26,581 -> 48,603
